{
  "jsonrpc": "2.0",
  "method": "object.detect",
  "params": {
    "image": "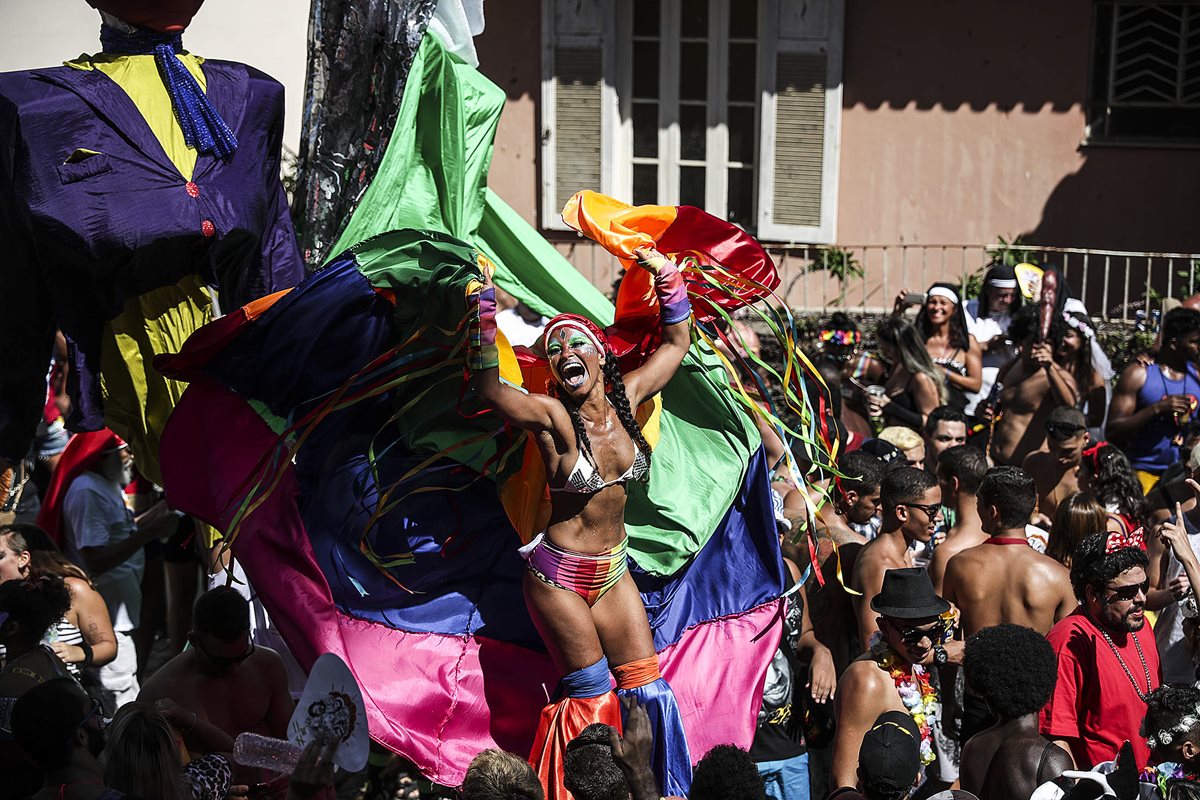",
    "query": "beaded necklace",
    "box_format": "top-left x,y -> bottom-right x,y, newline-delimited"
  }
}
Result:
1090,612 -> 1152,703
